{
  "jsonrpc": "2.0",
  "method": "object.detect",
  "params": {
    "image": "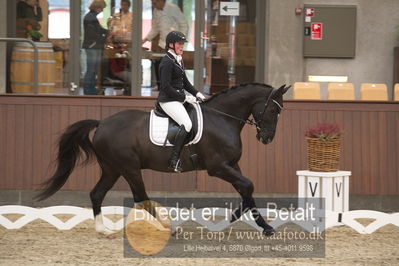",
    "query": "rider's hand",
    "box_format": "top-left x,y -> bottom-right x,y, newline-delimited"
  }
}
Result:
185,95 -> 197,104
196,92 -> 206,102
